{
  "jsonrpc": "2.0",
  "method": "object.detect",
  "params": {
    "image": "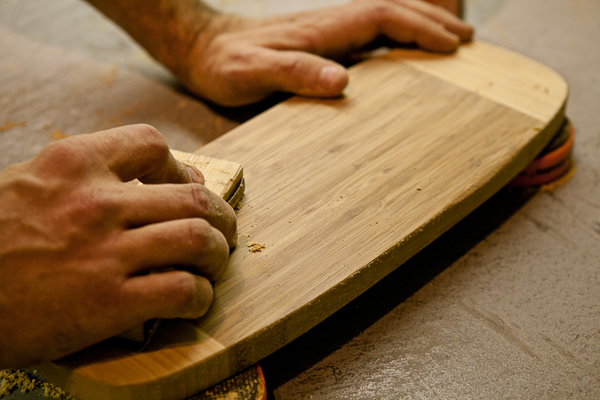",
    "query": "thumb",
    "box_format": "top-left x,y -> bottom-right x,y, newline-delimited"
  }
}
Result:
261,49 -> 349,98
